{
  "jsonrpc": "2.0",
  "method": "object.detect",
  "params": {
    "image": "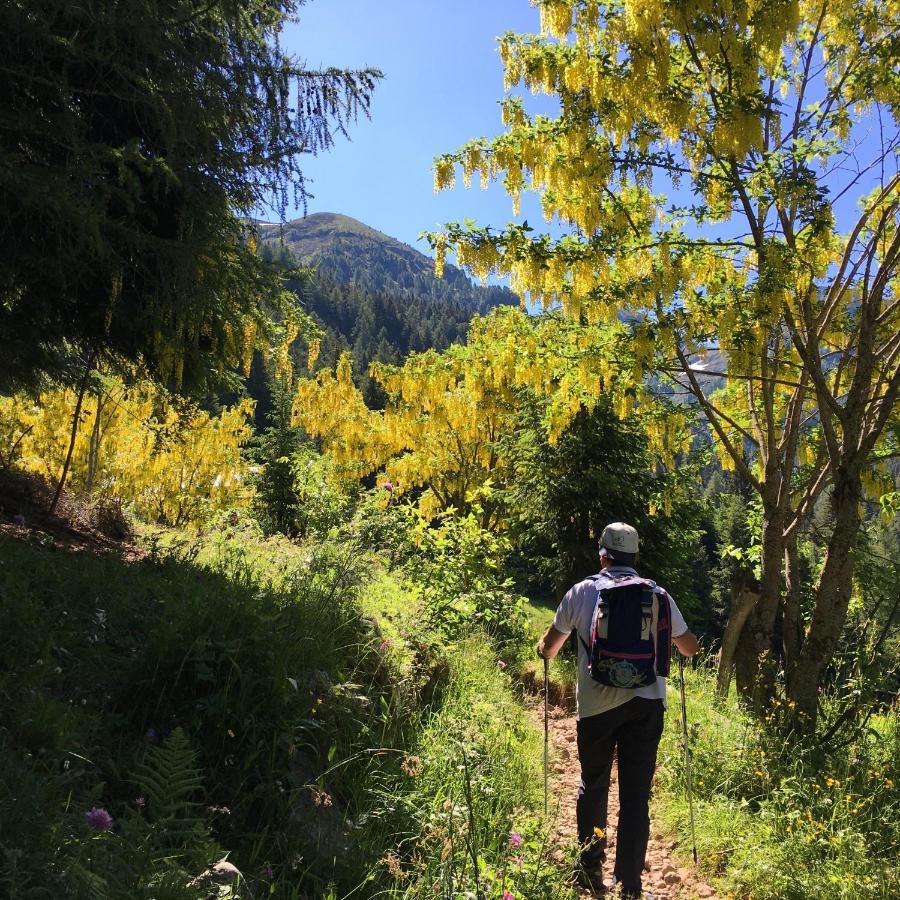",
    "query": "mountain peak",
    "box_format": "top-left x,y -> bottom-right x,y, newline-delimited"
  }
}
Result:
256,212 -> 517,316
